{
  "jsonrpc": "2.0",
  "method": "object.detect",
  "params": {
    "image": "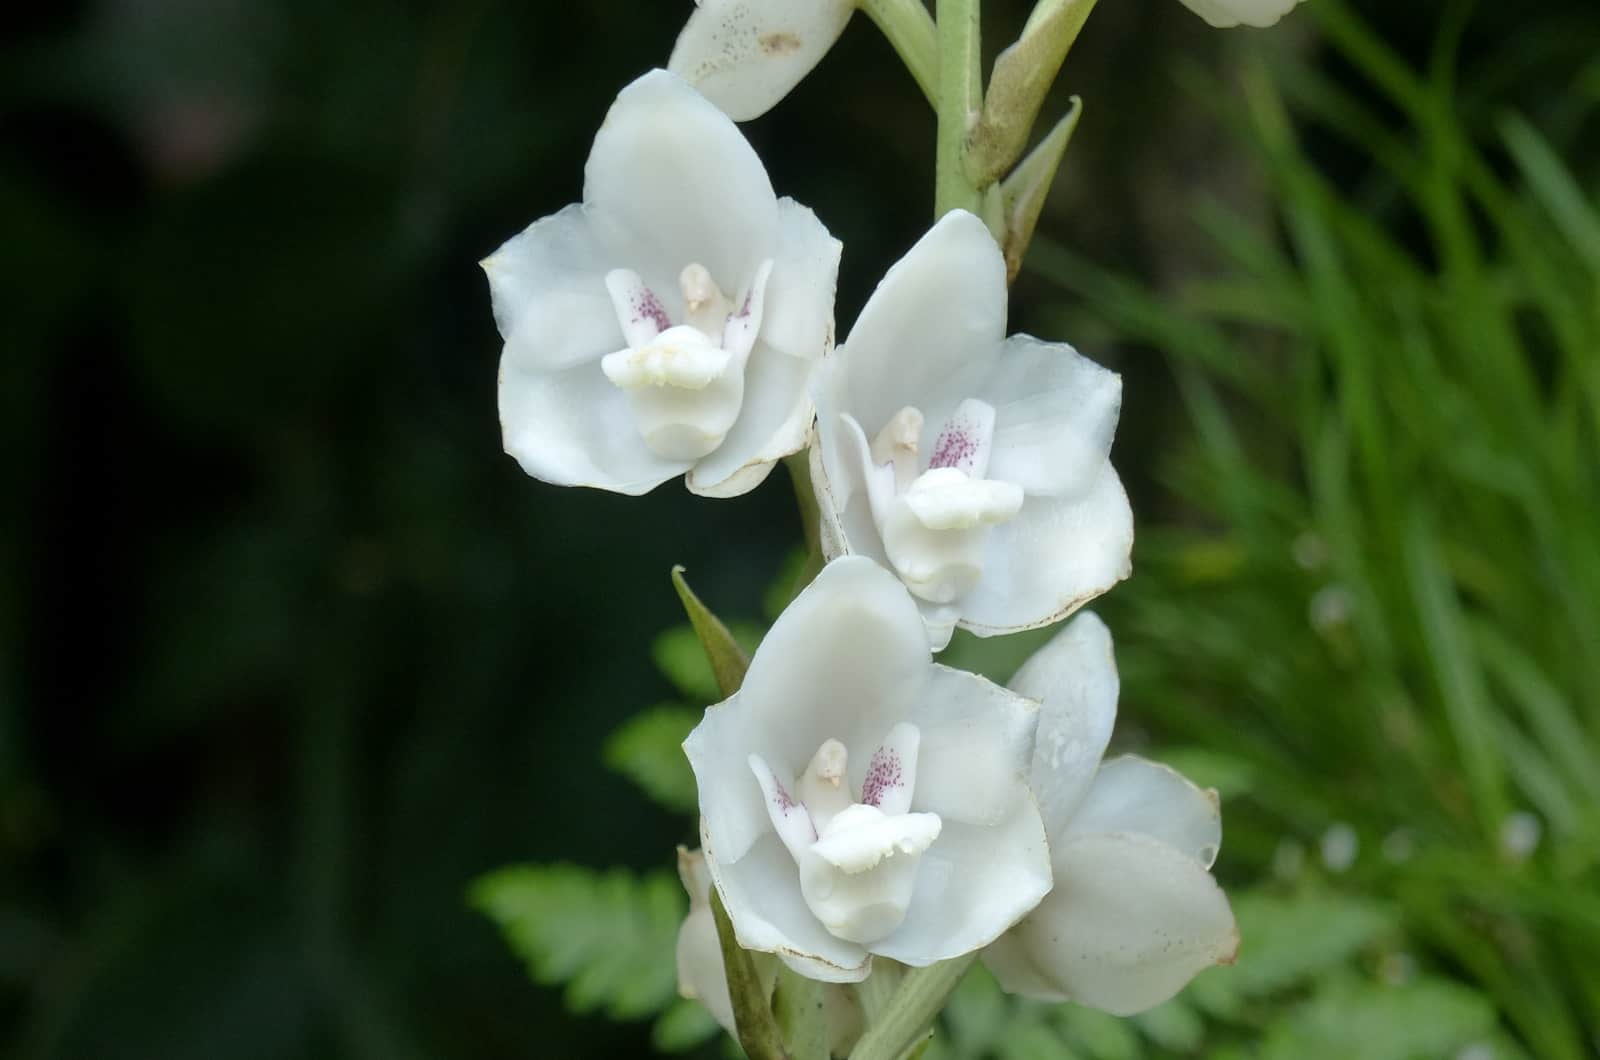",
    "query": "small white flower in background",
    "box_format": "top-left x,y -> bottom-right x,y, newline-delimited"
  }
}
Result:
675,847 -> 863,1047
812,209 -> 1133,650
670,0 -> 856,121
1177,0 -> 1306,29
684,556 -> 1052,982
676,846 -> 777,1034
983,612 -> 1238,1015
484,69 -> 840,497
